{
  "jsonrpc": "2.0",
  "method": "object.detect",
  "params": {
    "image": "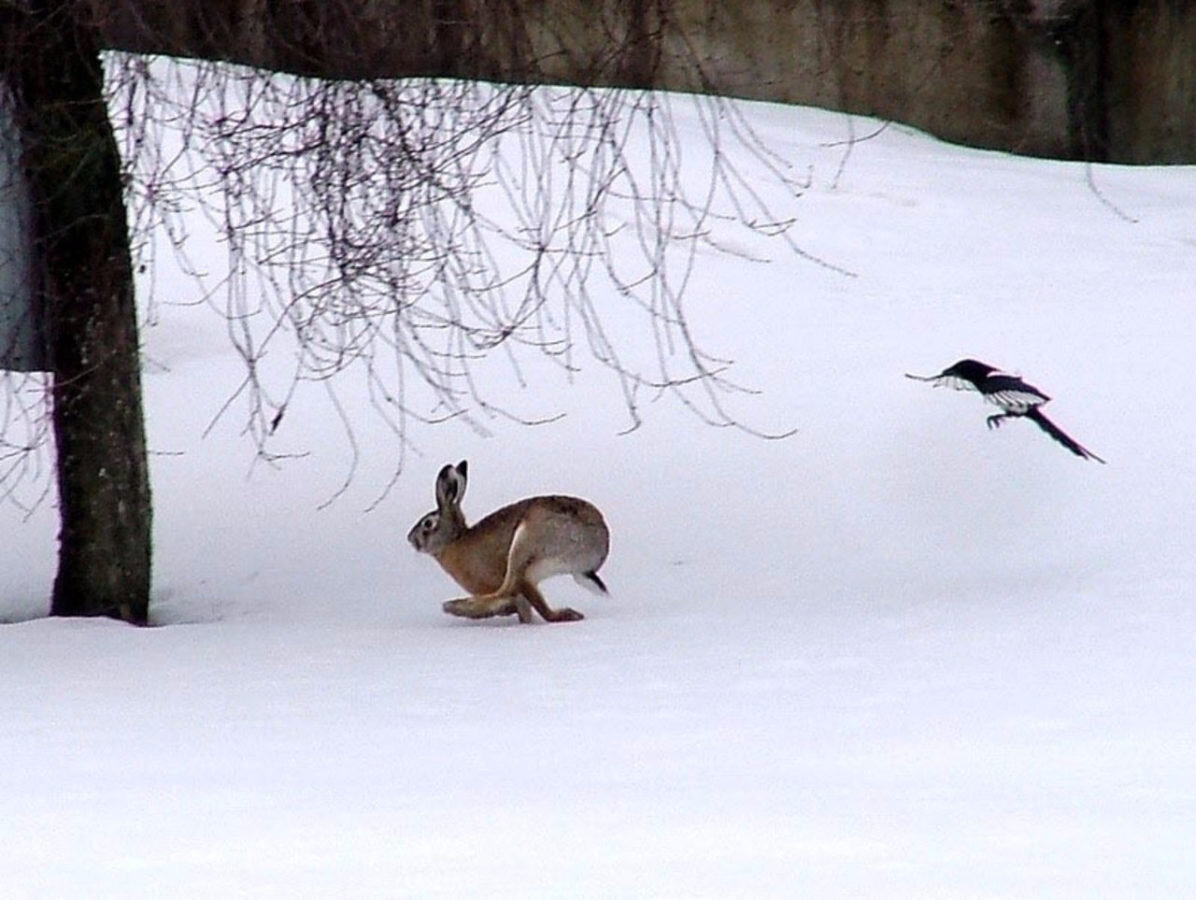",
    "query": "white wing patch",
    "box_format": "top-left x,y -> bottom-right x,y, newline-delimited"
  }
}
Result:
934,375 -> 980,392
985,388 -> 1047,412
